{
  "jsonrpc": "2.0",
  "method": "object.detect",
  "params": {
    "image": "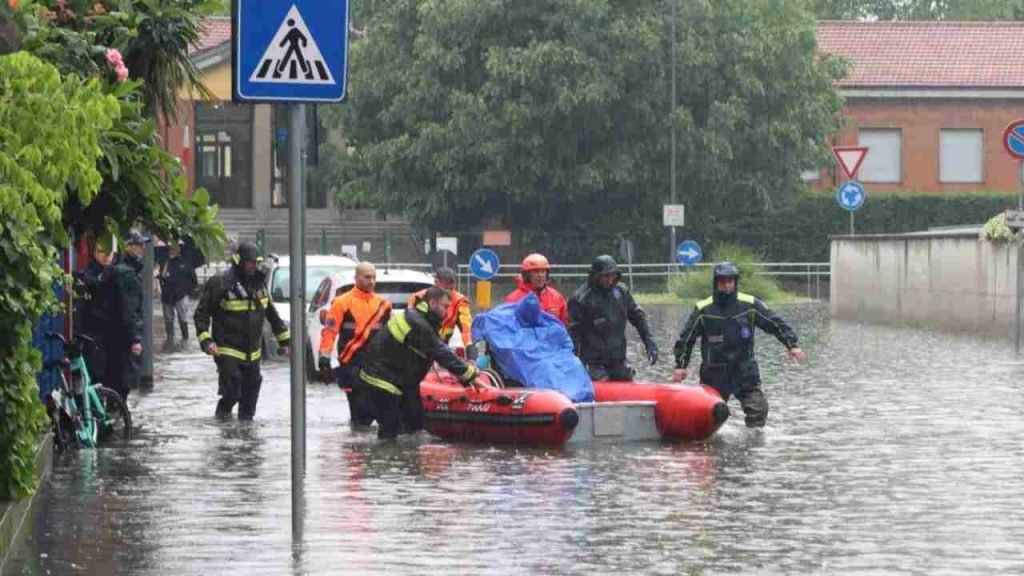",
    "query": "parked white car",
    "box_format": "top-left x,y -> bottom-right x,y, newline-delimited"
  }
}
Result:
263,254 -> 358,359
306,268 -> 464,377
